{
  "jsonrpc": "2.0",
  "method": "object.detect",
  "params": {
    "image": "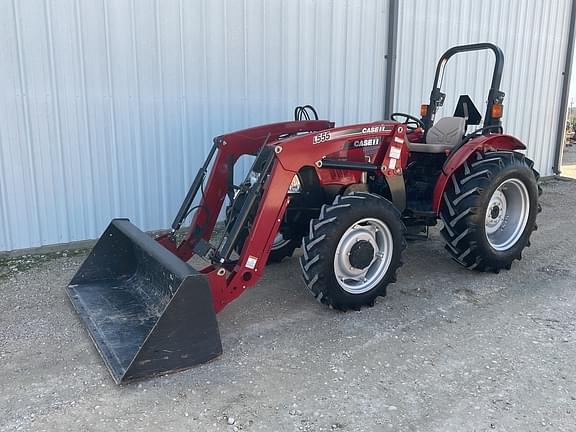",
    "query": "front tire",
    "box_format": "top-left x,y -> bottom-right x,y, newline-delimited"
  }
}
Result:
225,192 -> 298,264
440,150 -> 541,272
267,233 -> 298,263
299,192 -> 406,311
